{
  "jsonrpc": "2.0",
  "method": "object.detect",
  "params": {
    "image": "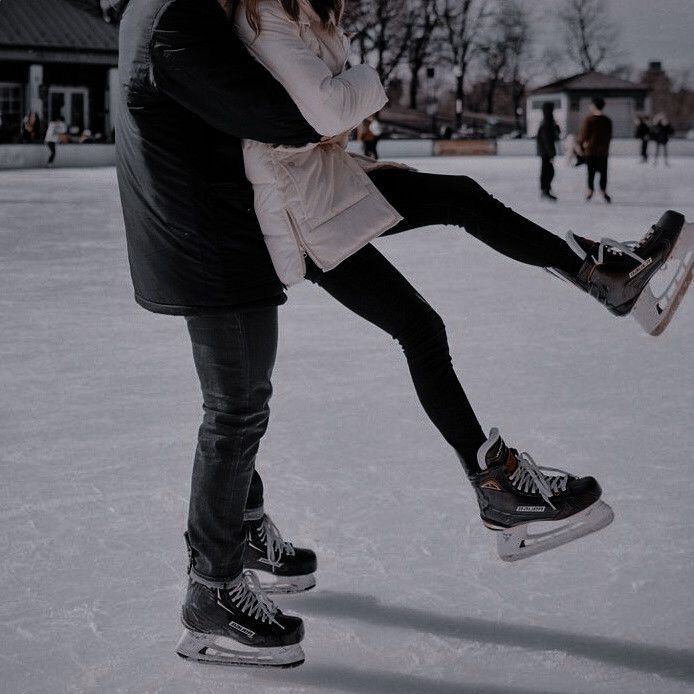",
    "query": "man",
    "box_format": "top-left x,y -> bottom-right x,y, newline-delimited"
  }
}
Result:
577,96 -> 613,203
536,101 -> 560,202
110,0 -> 319,667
